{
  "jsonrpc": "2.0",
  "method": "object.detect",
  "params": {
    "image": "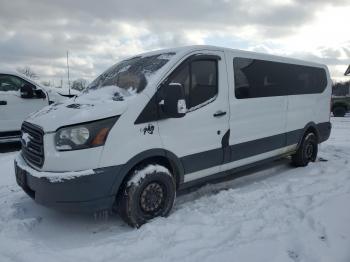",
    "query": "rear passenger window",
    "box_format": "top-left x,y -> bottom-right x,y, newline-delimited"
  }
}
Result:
169,59 -> 218,110
233,58 -> 327,99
